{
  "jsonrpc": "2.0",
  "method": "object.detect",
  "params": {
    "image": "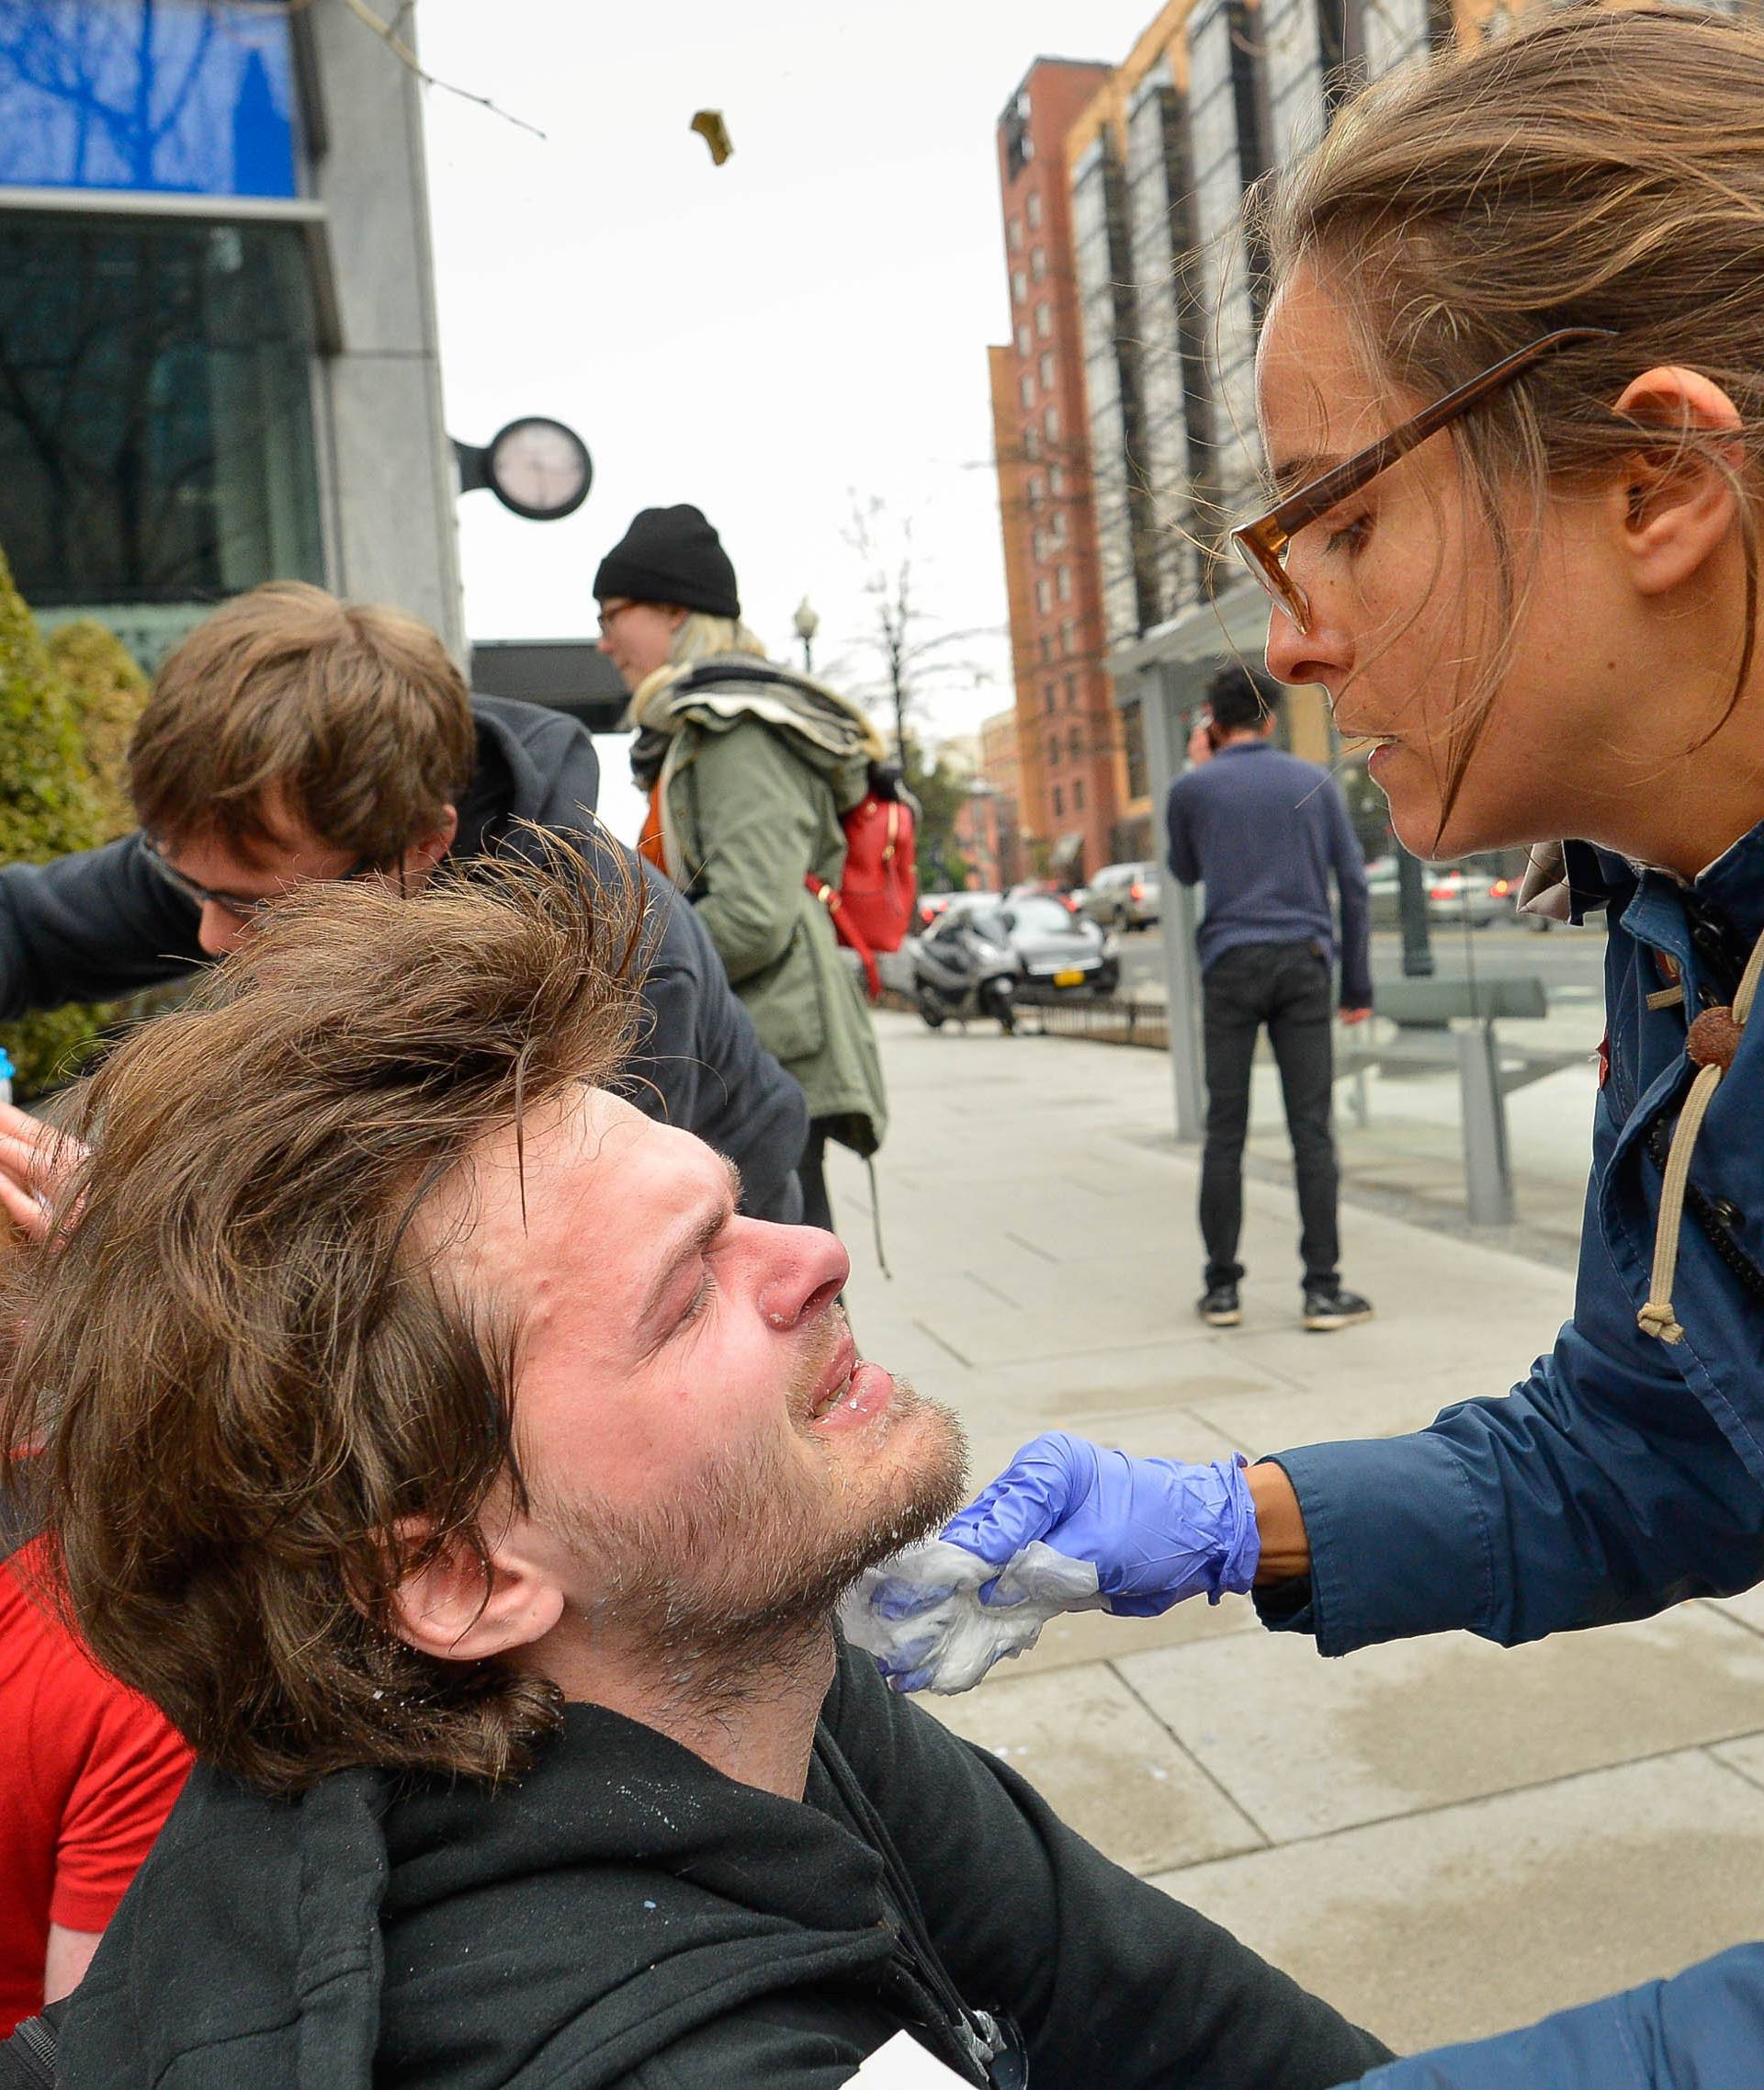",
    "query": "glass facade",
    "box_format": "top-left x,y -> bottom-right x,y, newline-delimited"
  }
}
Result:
1125,66 -> 1207,624
1070,138 -> 1144,650
0,213 -> 322,606
1185,0 -> 1265,526
0,1 -> 298,198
